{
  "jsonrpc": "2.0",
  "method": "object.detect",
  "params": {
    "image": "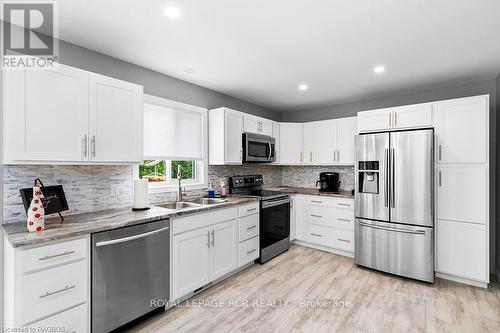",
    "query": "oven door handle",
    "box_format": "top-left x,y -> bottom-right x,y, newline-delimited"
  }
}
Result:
261,197 -> 291,209
267,141 -> 272,161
